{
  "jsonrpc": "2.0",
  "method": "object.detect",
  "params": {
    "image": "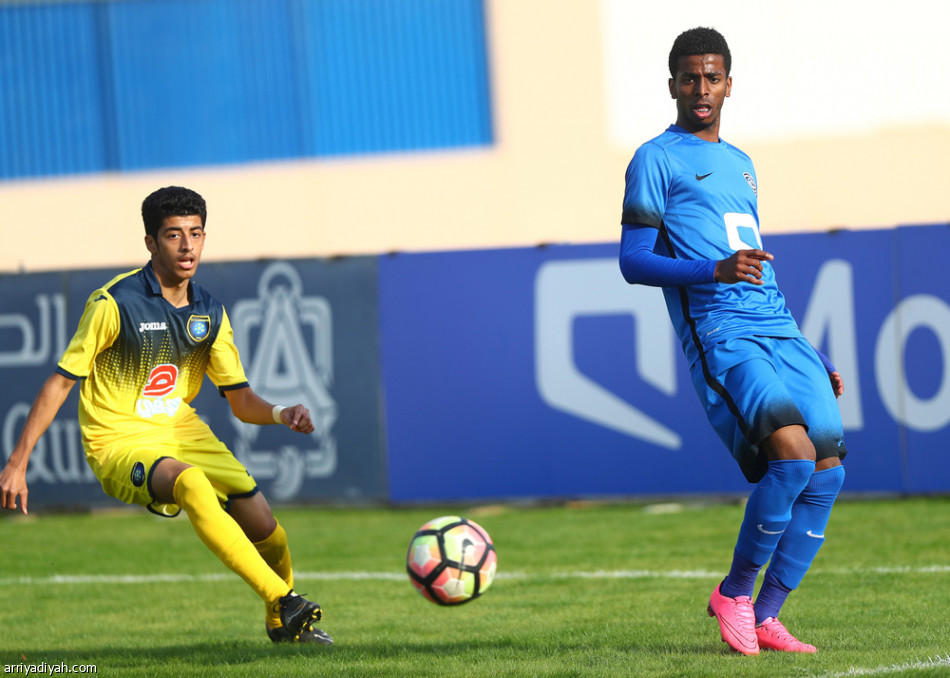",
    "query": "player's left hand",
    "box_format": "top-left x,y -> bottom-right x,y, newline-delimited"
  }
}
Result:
280,404 -> 315,434
829,371 -> 844,398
